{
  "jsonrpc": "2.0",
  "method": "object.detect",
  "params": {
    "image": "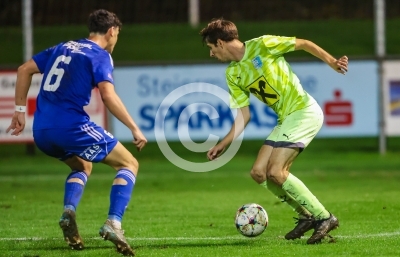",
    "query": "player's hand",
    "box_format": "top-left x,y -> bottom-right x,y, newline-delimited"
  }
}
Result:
331,55 -> 348,74
6,112 -> 26,136
132,129 -> 147,152
207,143 -> 226,161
